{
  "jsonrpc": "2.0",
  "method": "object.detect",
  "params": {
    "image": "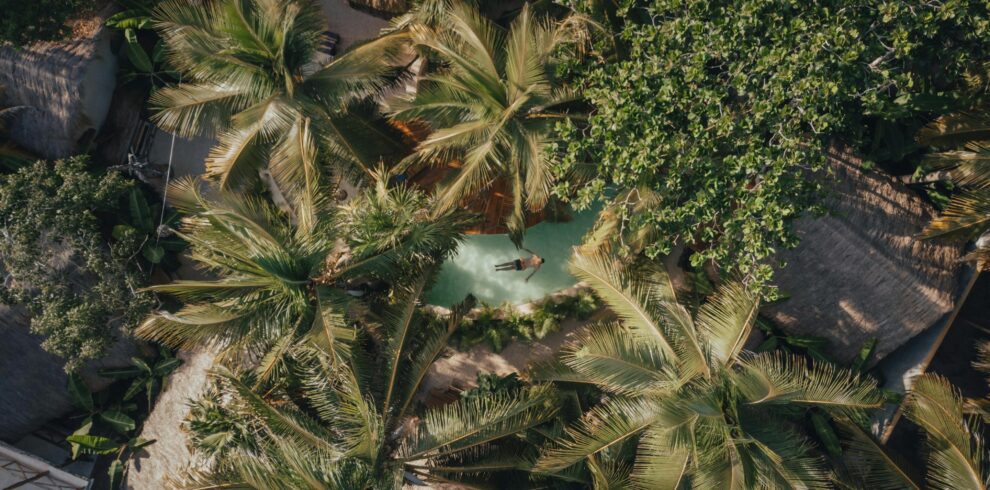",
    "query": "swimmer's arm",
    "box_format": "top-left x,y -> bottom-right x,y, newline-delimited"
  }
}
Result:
525,269 -> 538,282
